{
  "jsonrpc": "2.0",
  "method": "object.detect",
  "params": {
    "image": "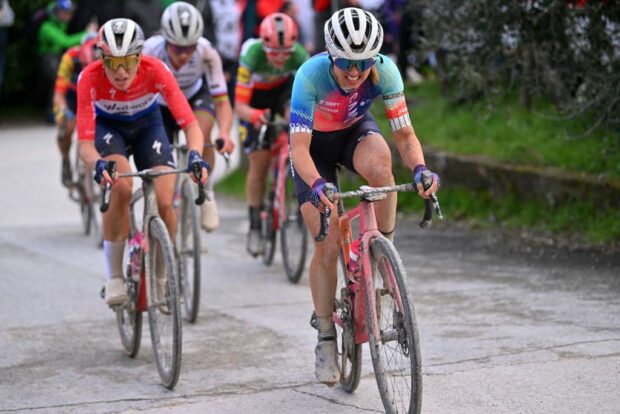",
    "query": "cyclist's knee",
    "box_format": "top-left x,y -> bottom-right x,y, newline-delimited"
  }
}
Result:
111,180 -> 132,204
364,164 -> 394,186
